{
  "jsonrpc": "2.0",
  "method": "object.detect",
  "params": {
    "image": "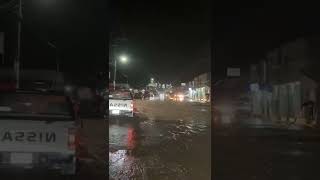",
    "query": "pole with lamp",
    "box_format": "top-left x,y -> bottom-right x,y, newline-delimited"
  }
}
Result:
113,55 -> 128,90
12,0 -> 59,88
